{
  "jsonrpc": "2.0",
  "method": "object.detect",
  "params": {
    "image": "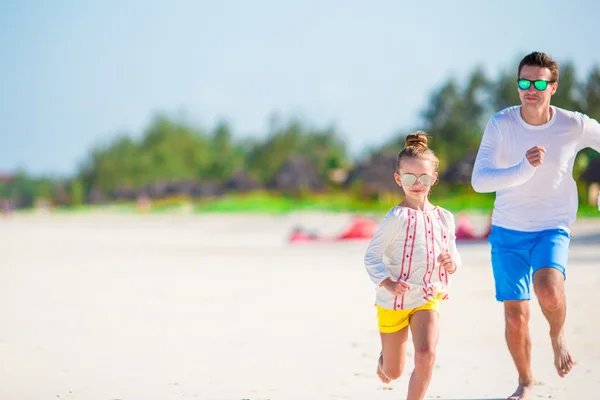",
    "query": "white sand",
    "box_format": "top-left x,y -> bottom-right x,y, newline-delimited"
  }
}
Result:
0,212 -> 599,400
